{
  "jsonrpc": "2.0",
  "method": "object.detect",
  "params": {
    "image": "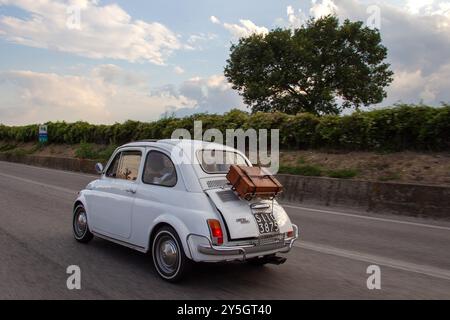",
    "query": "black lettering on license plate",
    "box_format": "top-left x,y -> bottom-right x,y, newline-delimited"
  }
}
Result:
254,212 -> 279,234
